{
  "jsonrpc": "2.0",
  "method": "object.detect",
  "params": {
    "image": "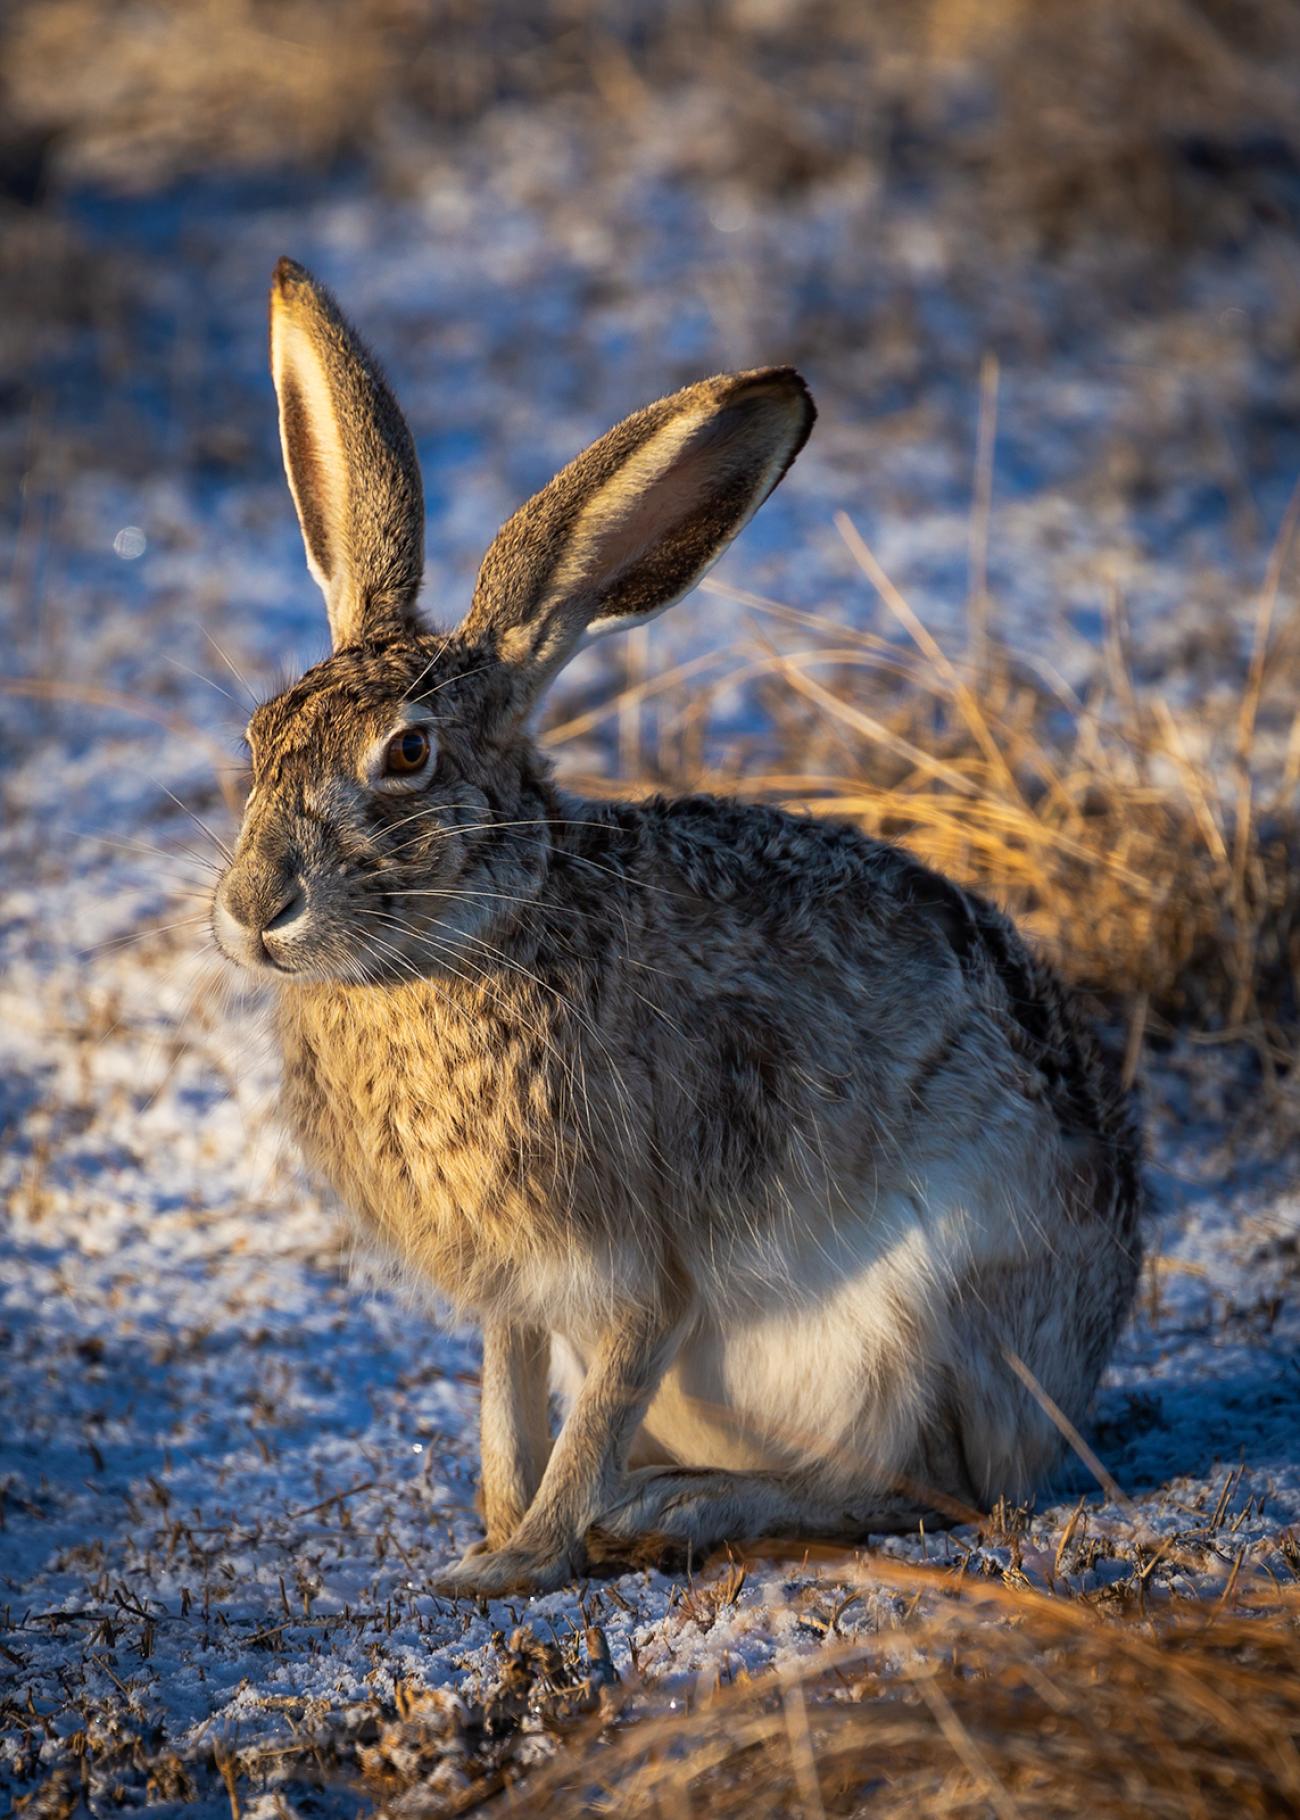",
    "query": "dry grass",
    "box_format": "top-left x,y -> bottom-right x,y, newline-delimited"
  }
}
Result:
24,1544 -> 1299,1817
7,0 -> 1300,255
499,1558 -> 1300,1820
926,0 -> 1300,254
